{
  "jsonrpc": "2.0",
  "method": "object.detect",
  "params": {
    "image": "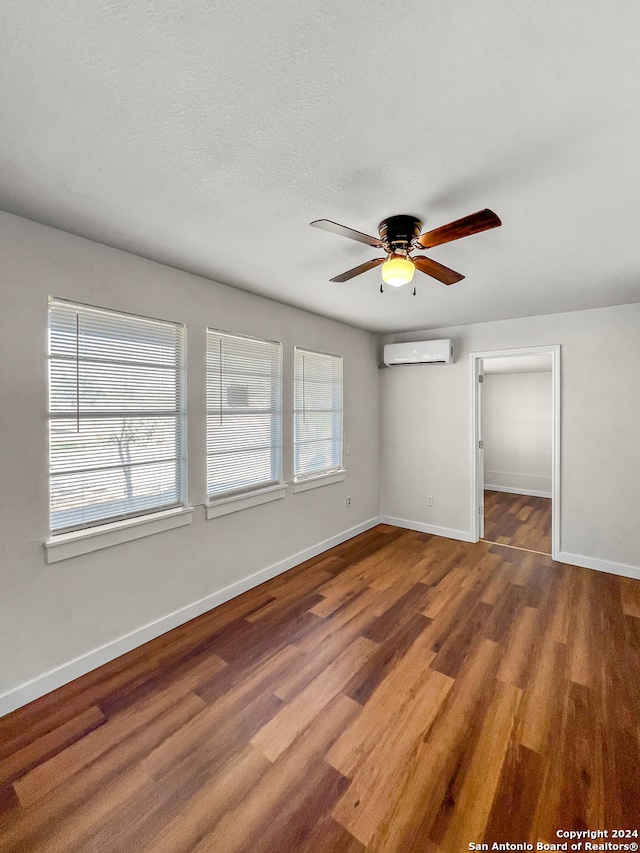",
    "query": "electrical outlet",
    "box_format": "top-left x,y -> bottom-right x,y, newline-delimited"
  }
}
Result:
426,496 -> 434,507
346,496 -> 352,508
